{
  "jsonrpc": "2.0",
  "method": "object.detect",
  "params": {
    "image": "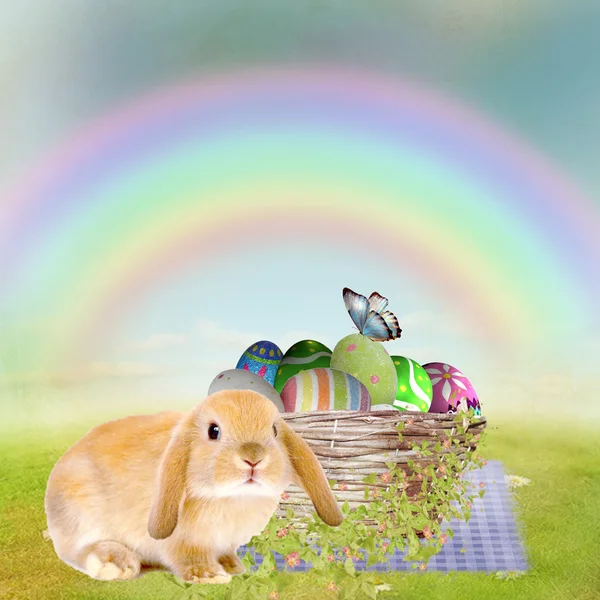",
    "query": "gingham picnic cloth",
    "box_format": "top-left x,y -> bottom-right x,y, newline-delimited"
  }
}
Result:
240,460 -> 529,572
